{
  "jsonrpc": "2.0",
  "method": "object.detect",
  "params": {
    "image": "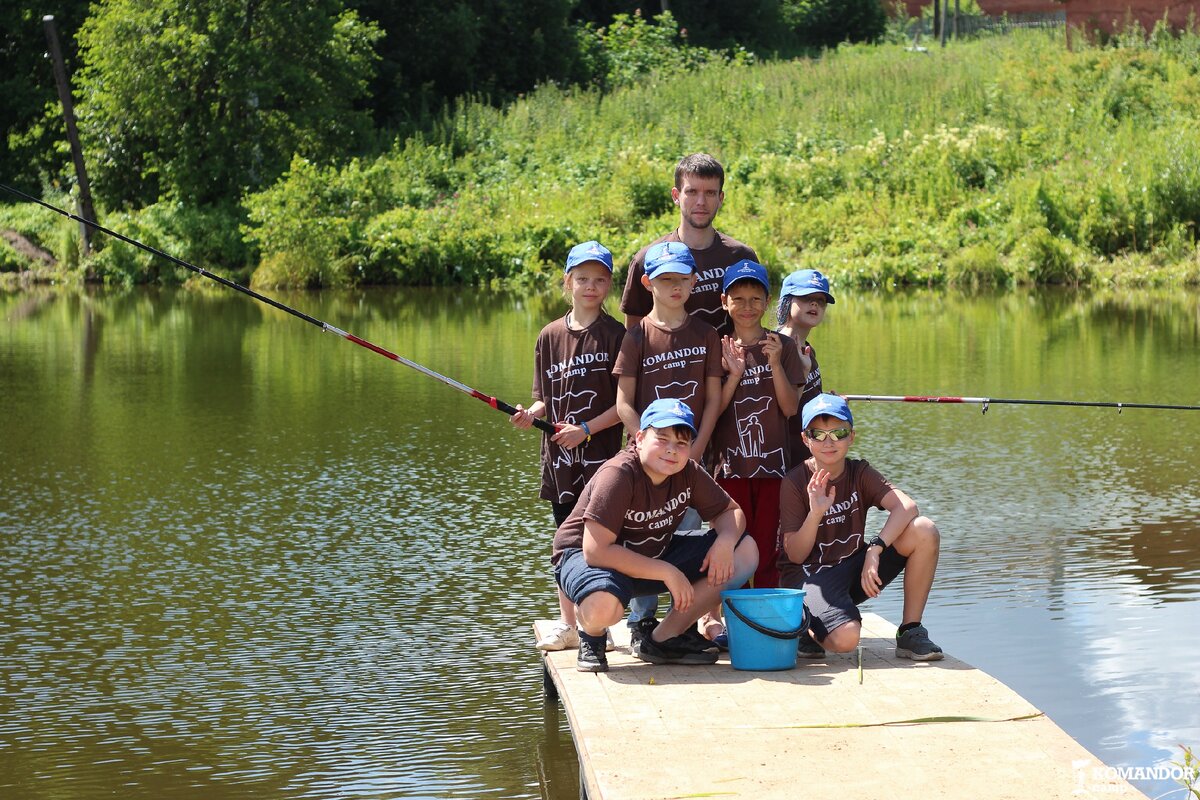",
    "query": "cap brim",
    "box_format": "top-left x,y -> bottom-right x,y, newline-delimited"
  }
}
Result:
647,263 -> 694,278
566,258 -> 613,273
